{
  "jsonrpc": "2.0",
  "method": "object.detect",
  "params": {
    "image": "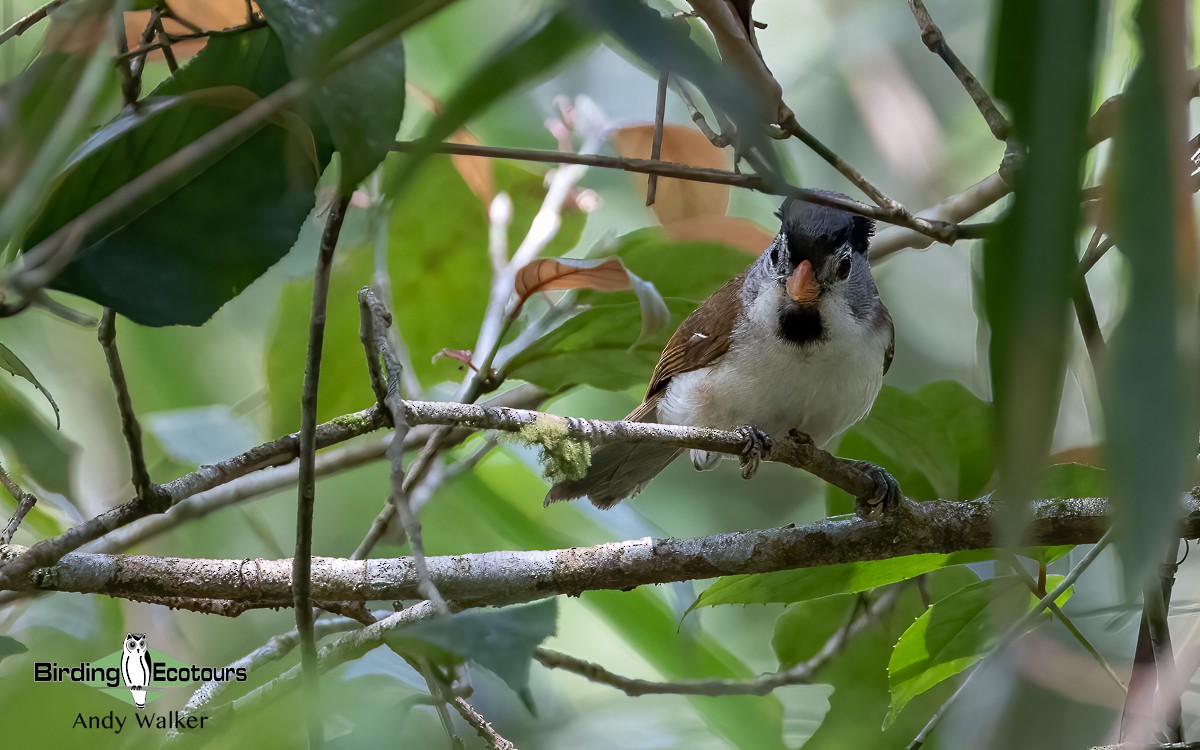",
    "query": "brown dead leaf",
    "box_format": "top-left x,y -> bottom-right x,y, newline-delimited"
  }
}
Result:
449,129 -> 494,205
124,0 -> 252,63
611,124 -> 730,224
663,215 -> 775,255
512,257 -> 670,339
